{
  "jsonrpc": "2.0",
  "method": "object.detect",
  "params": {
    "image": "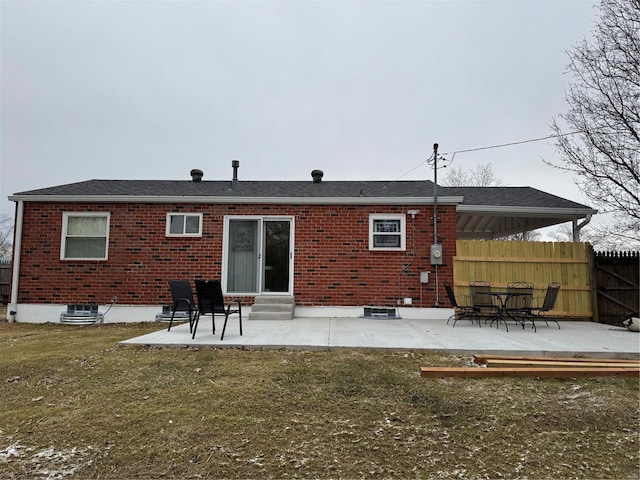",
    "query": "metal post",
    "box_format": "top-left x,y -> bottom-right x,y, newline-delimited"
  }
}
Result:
433,143 -> 438,244
433,143 -> 439,307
